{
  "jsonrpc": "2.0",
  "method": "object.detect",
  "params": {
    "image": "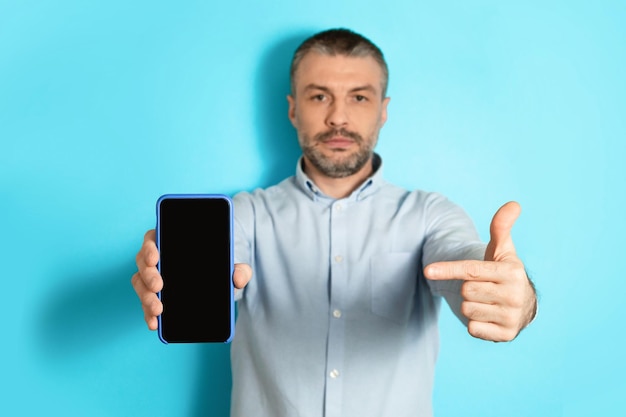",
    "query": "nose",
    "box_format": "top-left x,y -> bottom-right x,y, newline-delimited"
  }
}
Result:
326,100 -> 348,128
